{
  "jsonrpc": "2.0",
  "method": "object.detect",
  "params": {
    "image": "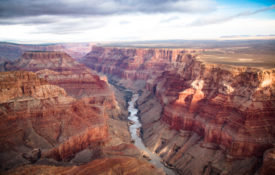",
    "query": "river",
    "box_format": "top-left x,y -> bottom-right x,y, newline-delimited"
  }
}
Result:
128,93 -> 176,175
